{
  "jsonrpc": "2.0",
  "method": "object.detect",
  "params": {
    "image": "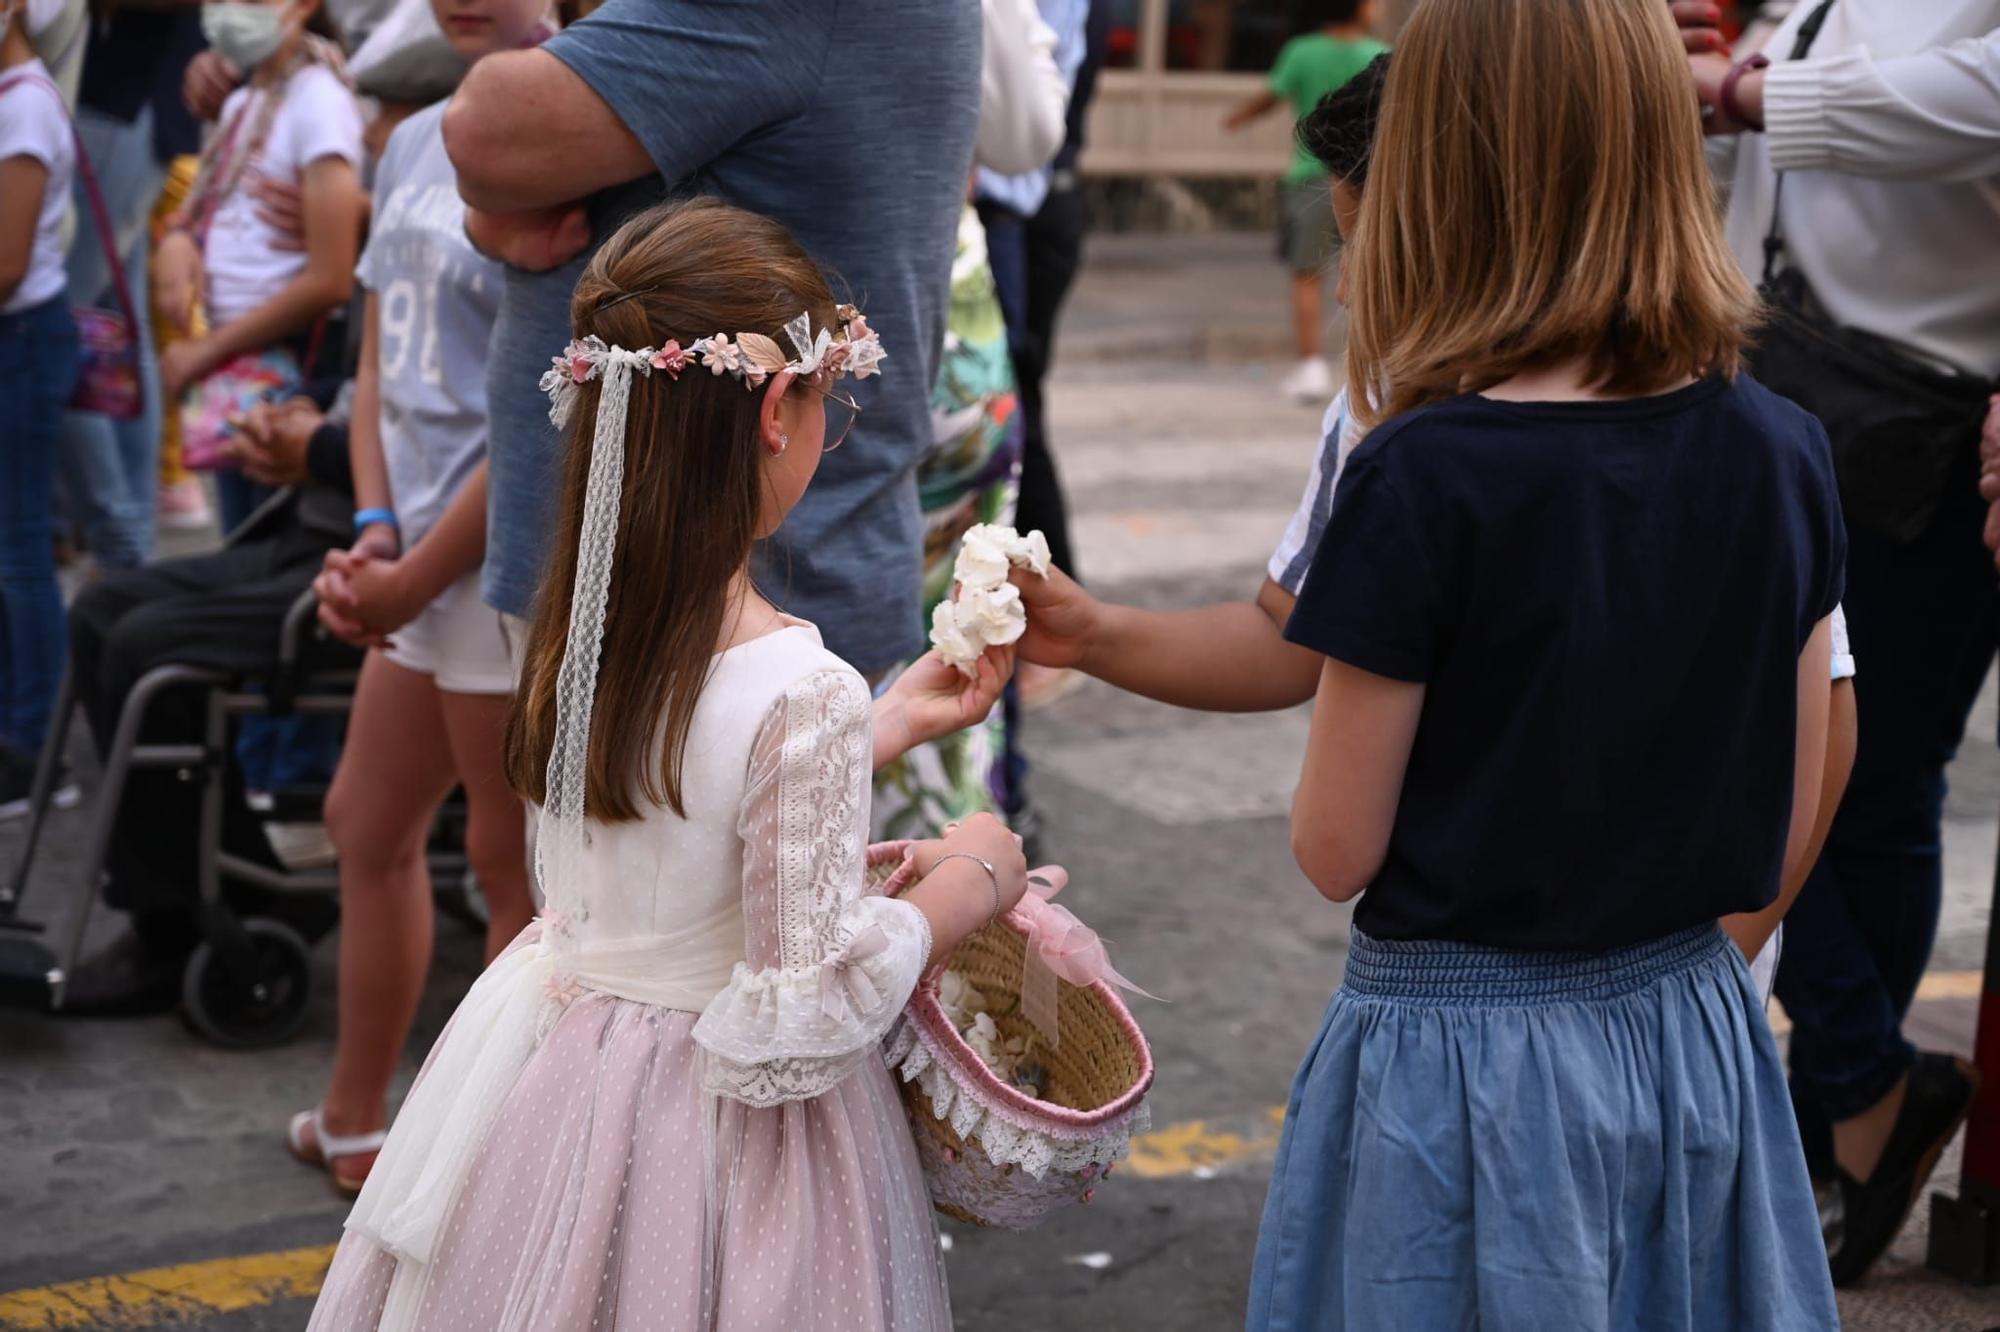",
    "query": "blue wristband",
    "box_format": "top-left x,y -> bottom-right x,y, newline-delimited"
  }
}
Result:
353,507 -> 399,535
